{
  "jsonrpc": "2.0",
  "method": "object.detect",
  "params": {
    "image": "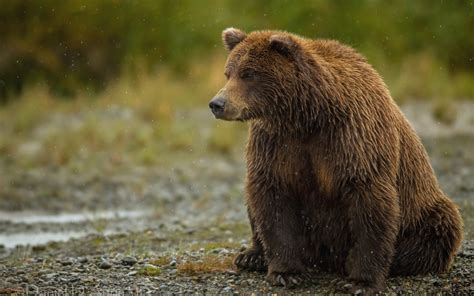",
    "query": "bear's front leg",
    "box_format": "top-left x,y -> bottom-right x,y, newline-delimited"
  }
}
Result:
234,207 -> 267,271
343,179 -> 400,294
246,184 -> 307,287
